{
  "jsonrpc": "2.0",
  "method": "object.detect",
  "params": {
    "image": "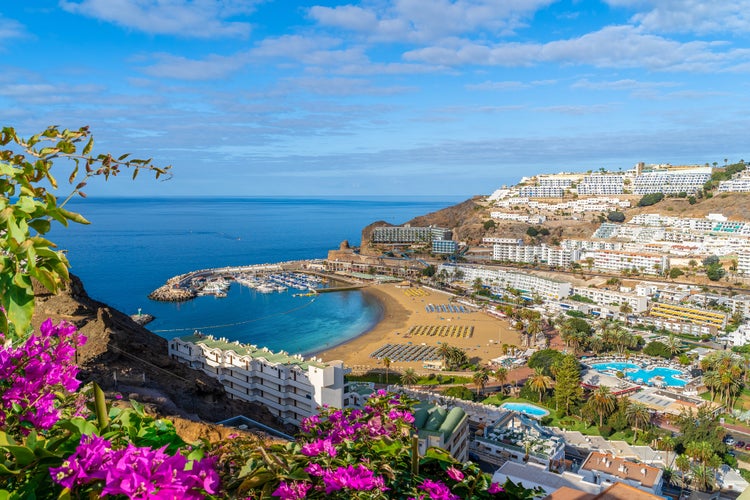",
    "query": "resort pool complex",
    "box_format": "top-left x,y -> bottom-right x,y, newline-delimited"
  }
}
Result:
500,402 -> 550,419
589,362 -> 688,387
